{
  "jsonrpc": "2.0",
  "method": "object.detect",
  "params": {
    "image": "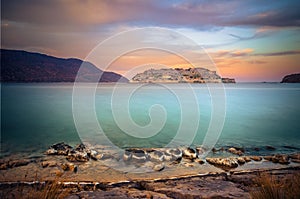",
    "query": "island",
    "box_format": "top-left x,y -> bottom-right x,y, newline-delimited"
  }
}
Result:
281,73 -> 300,83
131,68 -> 236,83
